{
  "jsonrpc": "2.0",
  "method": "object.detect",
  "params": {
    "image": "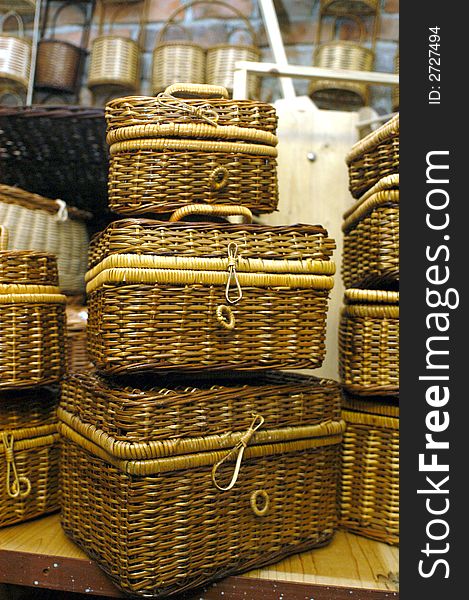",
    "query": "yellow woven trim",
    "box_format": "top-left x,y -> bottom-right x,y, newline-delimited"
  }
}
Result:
0,284 -> 61,295
58,420 -> 344,476
106,123 -> 278,147
0,432 -> 59,452
343,174 -> 399,222
0,291 -> 66,304
342,304 -> 399,318
343,409 -> 399,430
84,253 -> 336,284
57,407 -> 345,461
346,113 -> 399,164
86,266 -> 335,294
0,424 -> 57,443
345,288 -> 399,304
342,397 -> 400,418
109,137 -> 278,157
